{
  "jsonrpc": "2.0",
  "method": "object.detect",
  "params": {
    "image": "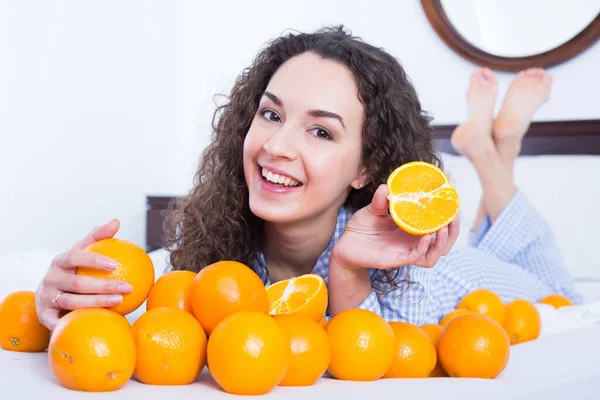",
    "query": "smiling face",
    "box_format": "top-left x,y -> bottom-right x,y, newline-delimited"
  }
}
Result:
242,52 -> 367,225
